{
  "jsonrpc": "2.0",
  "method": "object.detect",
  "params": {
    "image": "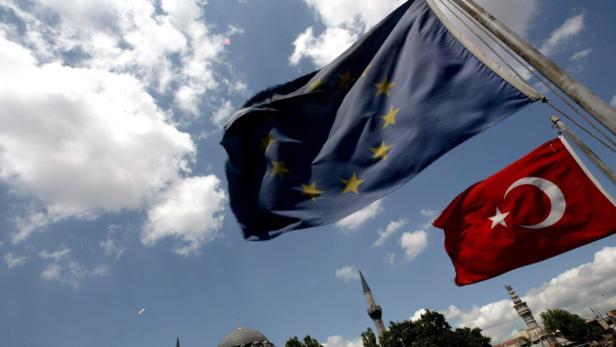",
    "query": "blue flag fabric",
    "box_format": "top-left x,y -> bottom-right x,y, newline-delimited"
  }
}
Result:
222,0 -> 536,240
